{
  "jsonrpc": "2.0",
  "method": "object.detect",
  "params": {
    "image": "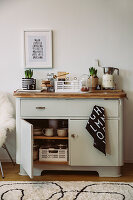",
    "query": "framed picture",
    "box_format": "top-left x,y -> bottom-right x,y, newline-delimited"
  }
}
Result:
24,30 -> 52,68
